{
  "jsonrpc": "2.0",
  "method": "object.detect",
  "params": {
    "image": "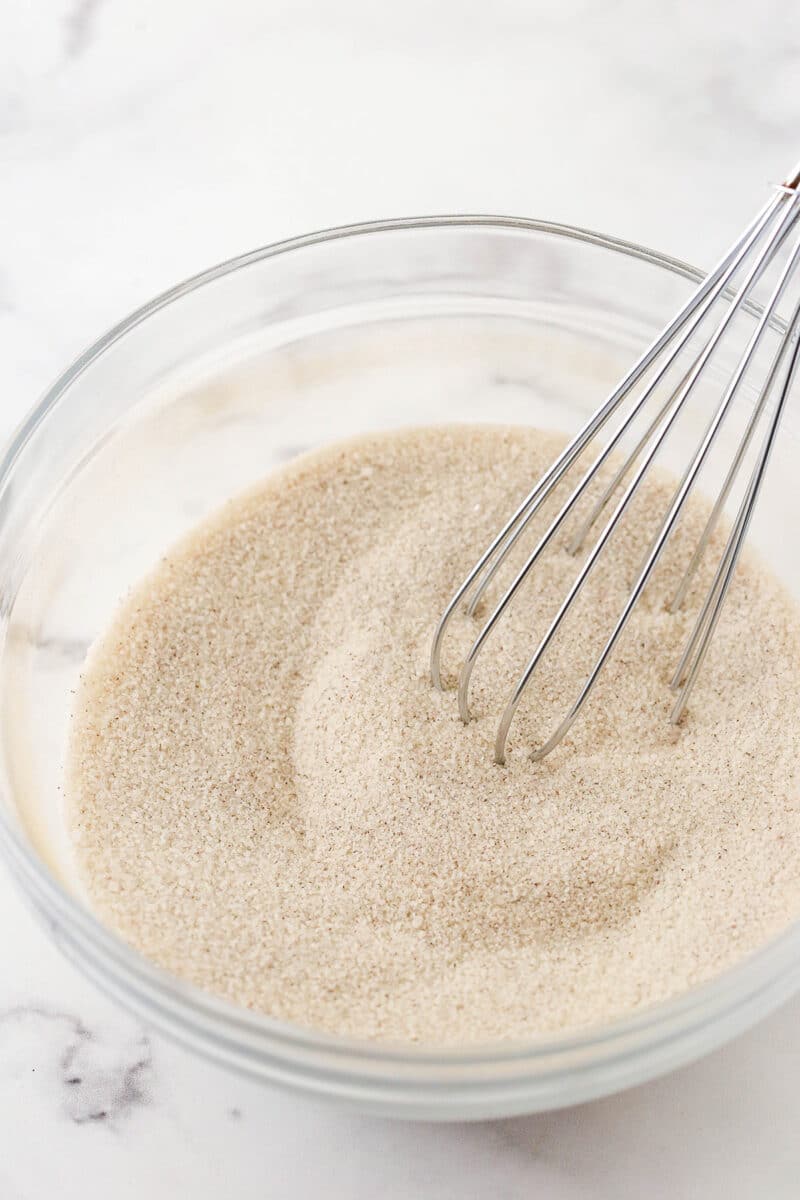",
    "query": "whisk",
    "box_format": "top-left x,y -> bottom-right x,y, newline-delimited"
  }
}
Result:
431,159 -> 800,765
